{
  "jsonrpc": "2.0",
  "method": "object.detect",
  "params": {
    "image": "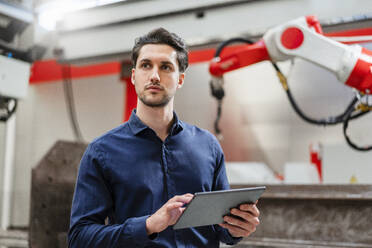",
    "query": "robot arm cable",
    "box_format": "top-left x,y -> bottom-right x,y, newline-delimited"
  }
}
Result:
210,38 -> 254,139
275,62 -> 372,151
